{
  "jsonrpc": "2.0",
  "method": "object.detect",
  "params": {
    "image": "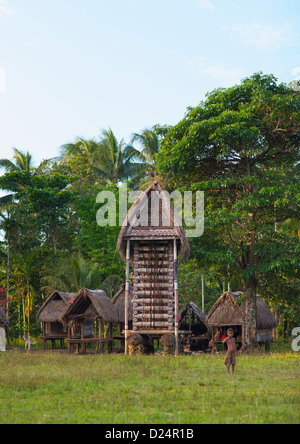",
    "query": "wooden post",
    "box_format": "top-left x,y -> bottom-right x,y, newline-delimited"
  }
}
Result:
125,239 -> 130,356
202,274 -> 205,314
174,239 -> 179,357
